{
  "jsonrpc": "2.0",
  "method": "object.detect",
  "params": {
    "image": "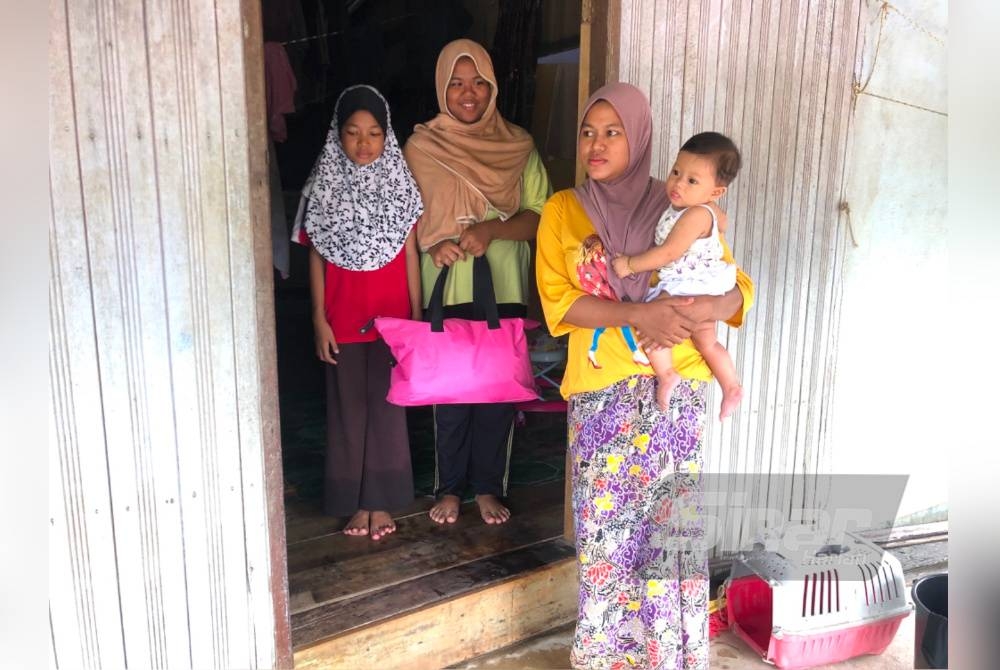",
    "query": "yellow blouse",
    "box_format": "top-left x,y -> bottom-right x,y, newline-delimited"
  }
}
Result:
536,189 -> 755,399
